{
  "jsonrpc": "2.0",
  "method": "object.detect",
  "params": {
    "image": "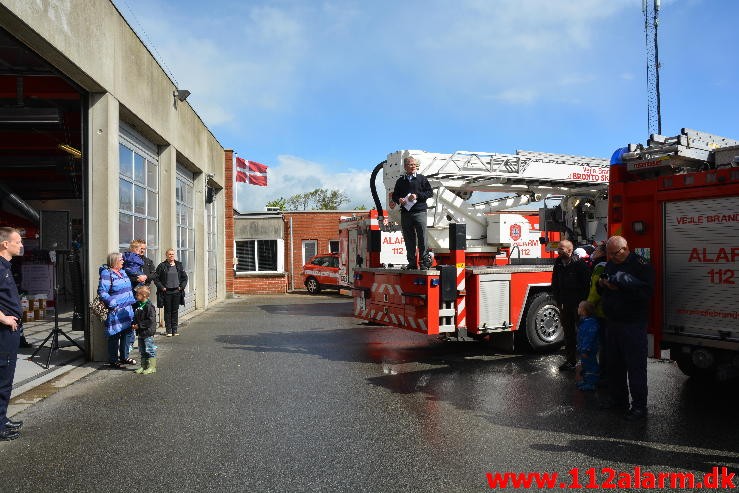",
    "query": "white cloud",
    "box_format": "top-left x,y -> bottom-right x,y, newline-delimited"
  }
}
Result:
235,155 -> 374,212
493,88 -> 538,105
